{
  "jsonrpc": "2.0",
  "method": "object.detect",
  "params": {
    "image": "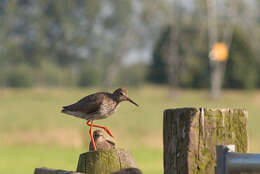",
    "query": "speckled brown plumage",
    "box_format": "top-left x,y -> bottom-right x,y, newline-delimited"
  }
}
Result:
89,130 -> 115,151
61,88 -> 138,120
